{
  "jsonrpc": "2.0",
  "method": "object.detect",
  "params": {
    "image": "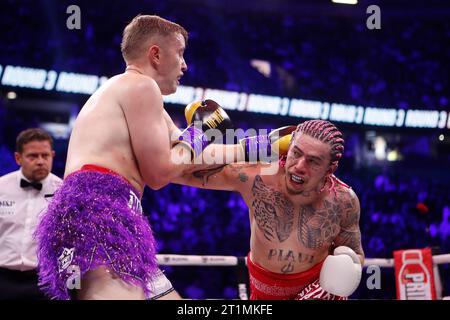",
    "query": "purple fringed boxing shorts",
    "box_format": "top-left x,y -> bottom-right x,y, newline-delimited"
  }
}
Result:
35,164 -> 158,300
